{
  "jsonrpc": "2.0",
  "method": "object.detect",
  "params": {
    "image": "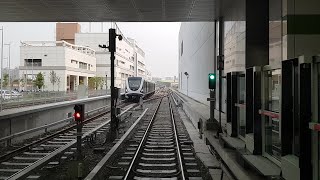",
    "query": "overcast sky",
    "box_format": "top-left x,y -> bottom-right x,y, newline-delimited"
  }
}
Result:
0,22 -> 180,78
